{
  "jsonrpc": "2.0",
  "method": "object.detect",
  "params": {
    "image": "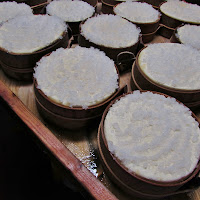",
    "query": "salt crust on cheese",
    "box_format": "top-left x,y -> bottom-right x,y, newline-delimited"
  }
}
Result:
34,46 -> 119,108
104,91 -> 200,181
0,15 -> 67,54
160,1 -> 200,23
114,2 -> 160,23
46,0 -> 95,22
176,25 -> 200,50
138,43 -> 200,90
0,2 -> 33,24
81,14 -> 141,48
